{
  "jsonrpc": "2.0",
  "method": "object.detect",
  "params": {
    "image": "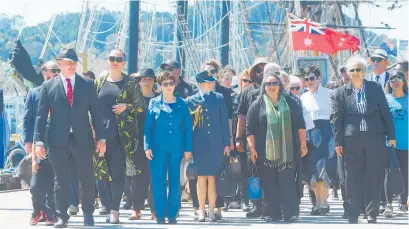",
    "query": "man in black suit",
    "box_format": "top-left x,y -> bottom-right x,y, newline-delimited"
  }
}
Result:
330,55 -> 395,224
34,48 -> 106,228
